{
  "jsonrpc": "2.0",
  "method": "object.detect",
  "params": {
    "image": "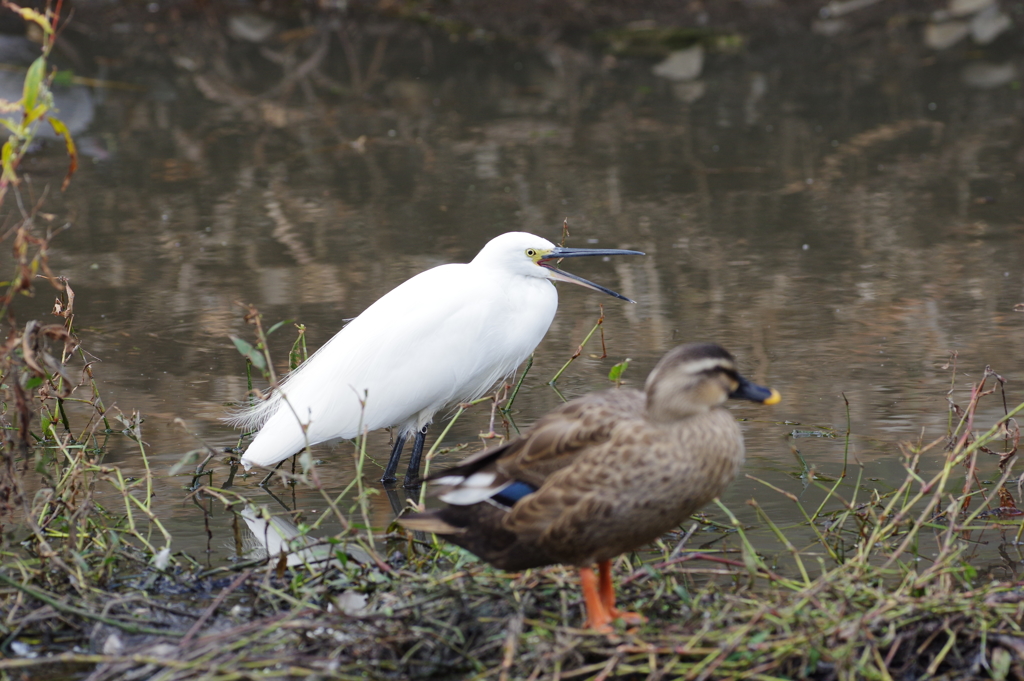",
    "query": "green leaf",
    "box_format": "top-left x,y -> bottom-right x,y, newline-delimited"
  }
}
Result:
298,448 -> 313,472
289,323 -> 307,369
608,358 -> 630,384
265,319 -> 293,336
230,335 -> 267,372
52,69 -> 74,87
10,7 -> 53,35
748,629 -> 770,645
47,116 -> 78,190
805,647 -> 821,674
168,448 -> 205,476
992,647 -> 1012,681
24,103 -> 48,126
1,139 -> 17,184
22,56 -> 45,115
24,375 -> 43,390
